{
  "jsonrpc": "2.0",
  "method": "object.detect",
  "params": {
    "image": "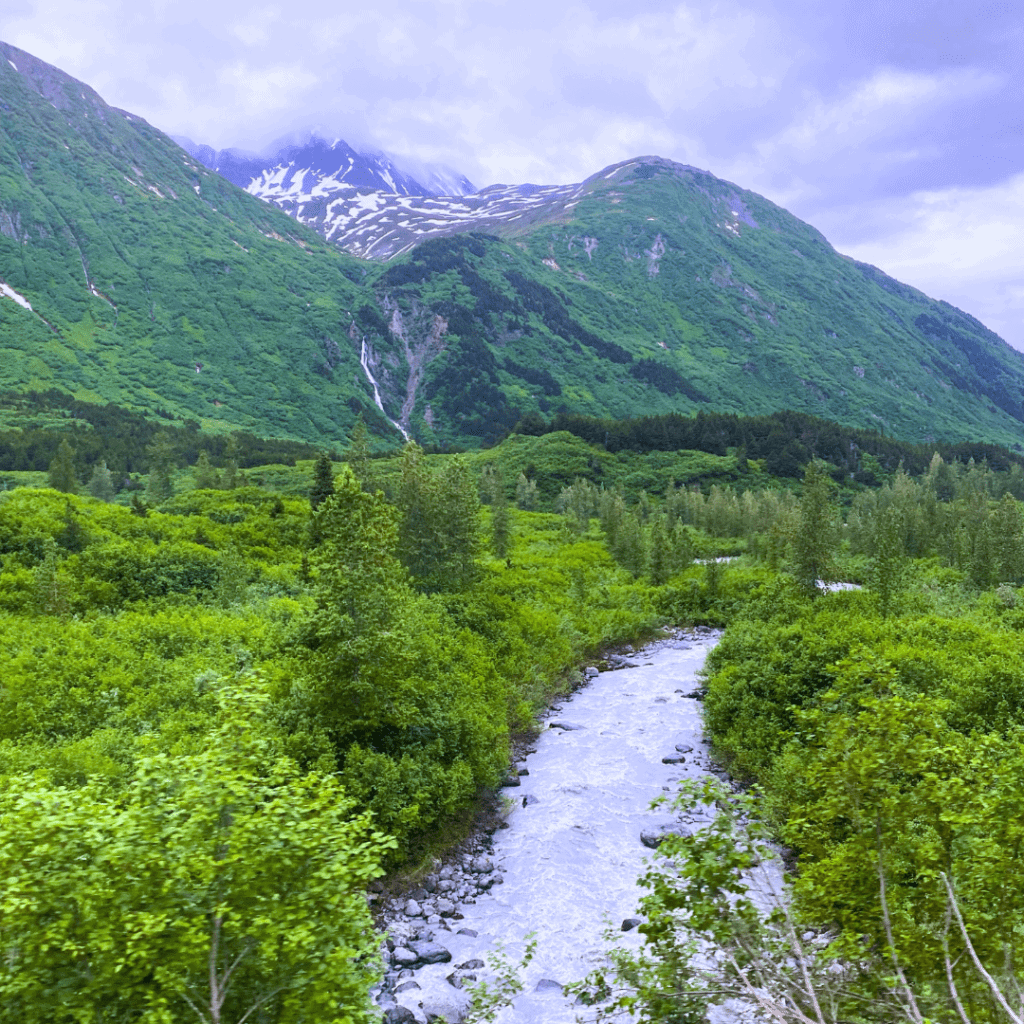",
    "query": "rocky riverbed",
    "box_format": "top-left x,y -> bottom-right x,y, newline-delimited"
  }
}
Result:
369,625 -> 730,1024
